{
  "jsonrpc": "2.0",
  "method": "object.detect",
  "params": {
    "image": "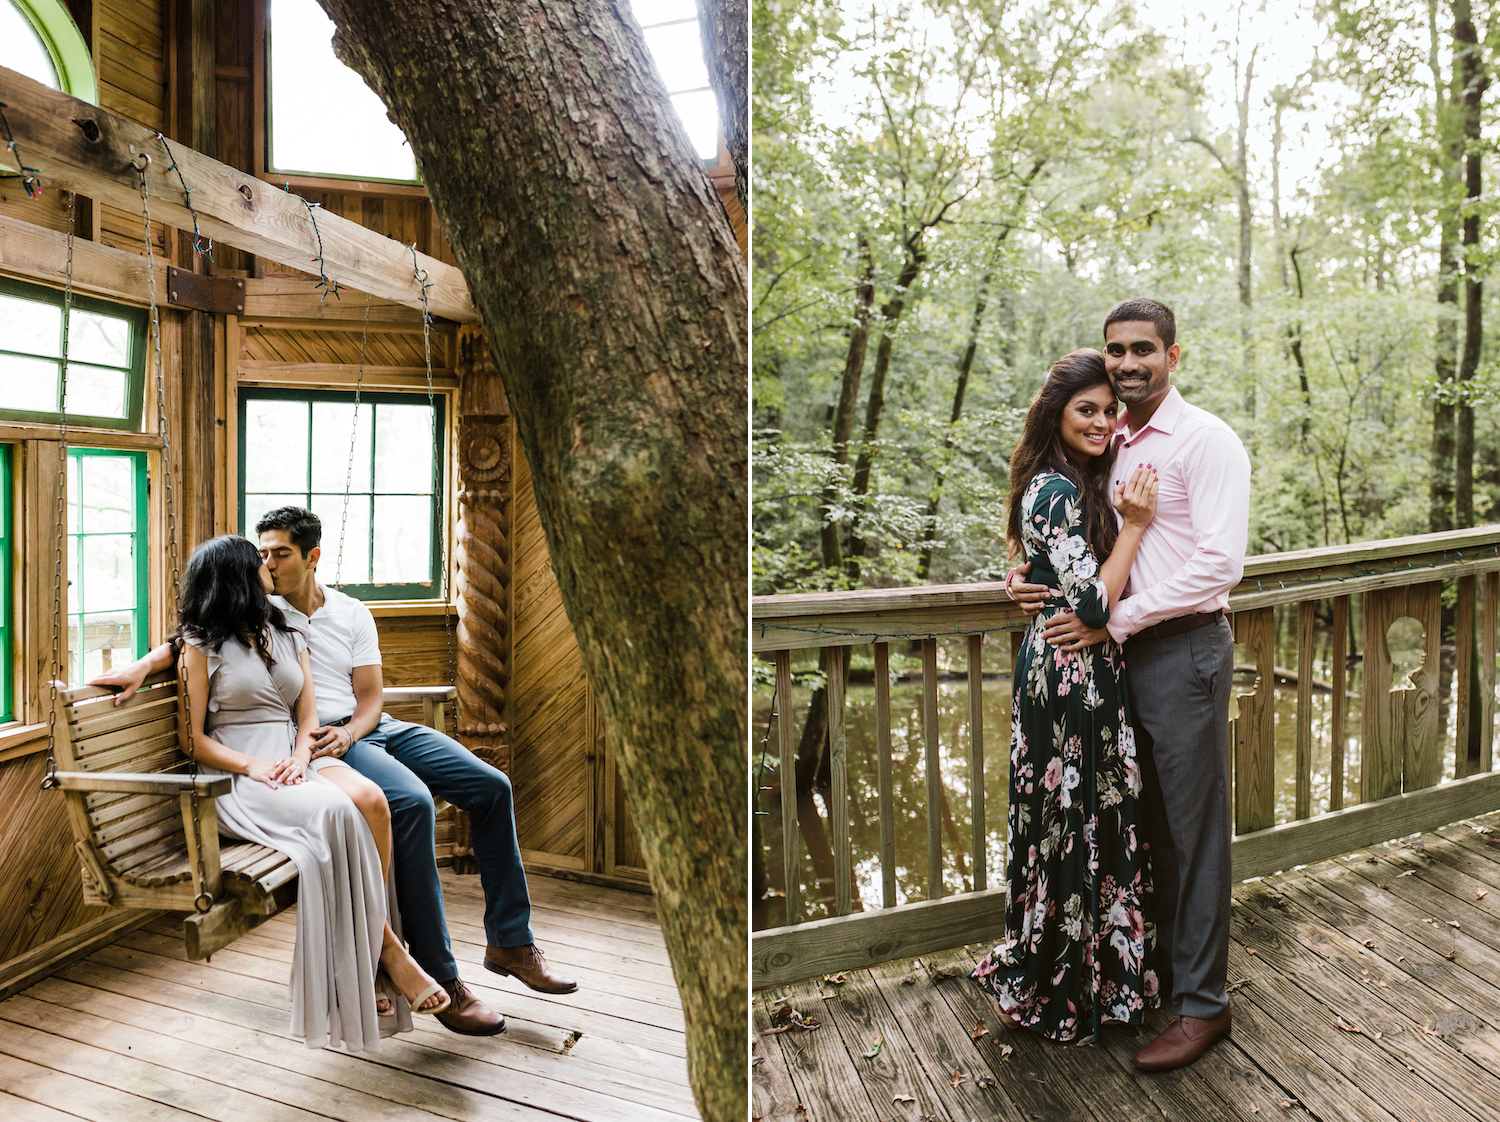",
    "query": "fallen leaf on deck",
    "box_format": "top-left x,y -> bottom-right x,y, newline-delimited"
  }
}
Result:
928,965 -> 960,982
823,973 -> 848,985
766,1005 -> 822,1034
1445,952 -> 1457,961
1397,955 -> 1405,962
1250,1106 -> 1259,1114
1449,920 -> 1462,928
1246,915 -> 1257,926
1244,946 -> 1258,955
1476,888 -> 1488,900
975,1076 -> 998,1089
1398,870 -> 1415,877
892,1094 -> 915,1104
1378,883 -> 1390,890
998,1043 -> 1015,1060
1279,1098 -> 1299,1108
1075,1035 -> 1097,1048
752,1056 -> 765,1067
795,1106 -> 808,1120
970,1019 -> 988,1040
1377,980 -> 1388,987
950,1070 -> 968,1088
1226,978 -> 1252,993
1336,1016 -> 1363,1034
1375,1031 -> 1384,1039
1366,856 -> 1378,863
901,974 -> 919,986
859,1034 -> 884,1059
